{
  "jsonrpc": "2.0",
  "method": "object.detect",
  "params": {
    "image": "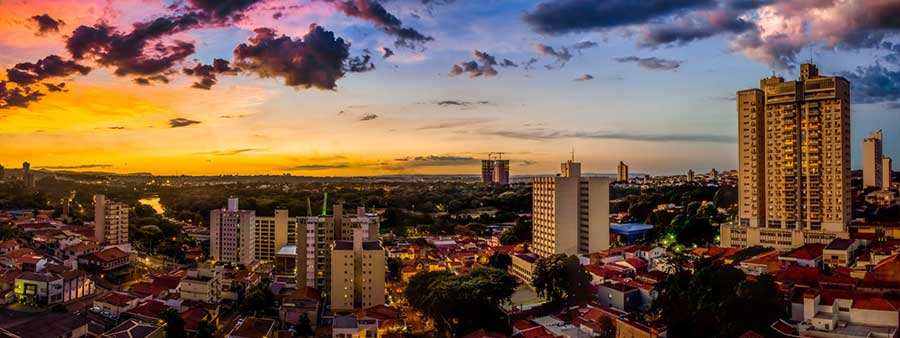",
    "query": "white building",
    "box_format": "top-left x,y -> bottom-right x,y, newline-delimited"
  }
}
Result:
210,197 -> 256,265
532,160 -> 609,257
93,194 -> 129,248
